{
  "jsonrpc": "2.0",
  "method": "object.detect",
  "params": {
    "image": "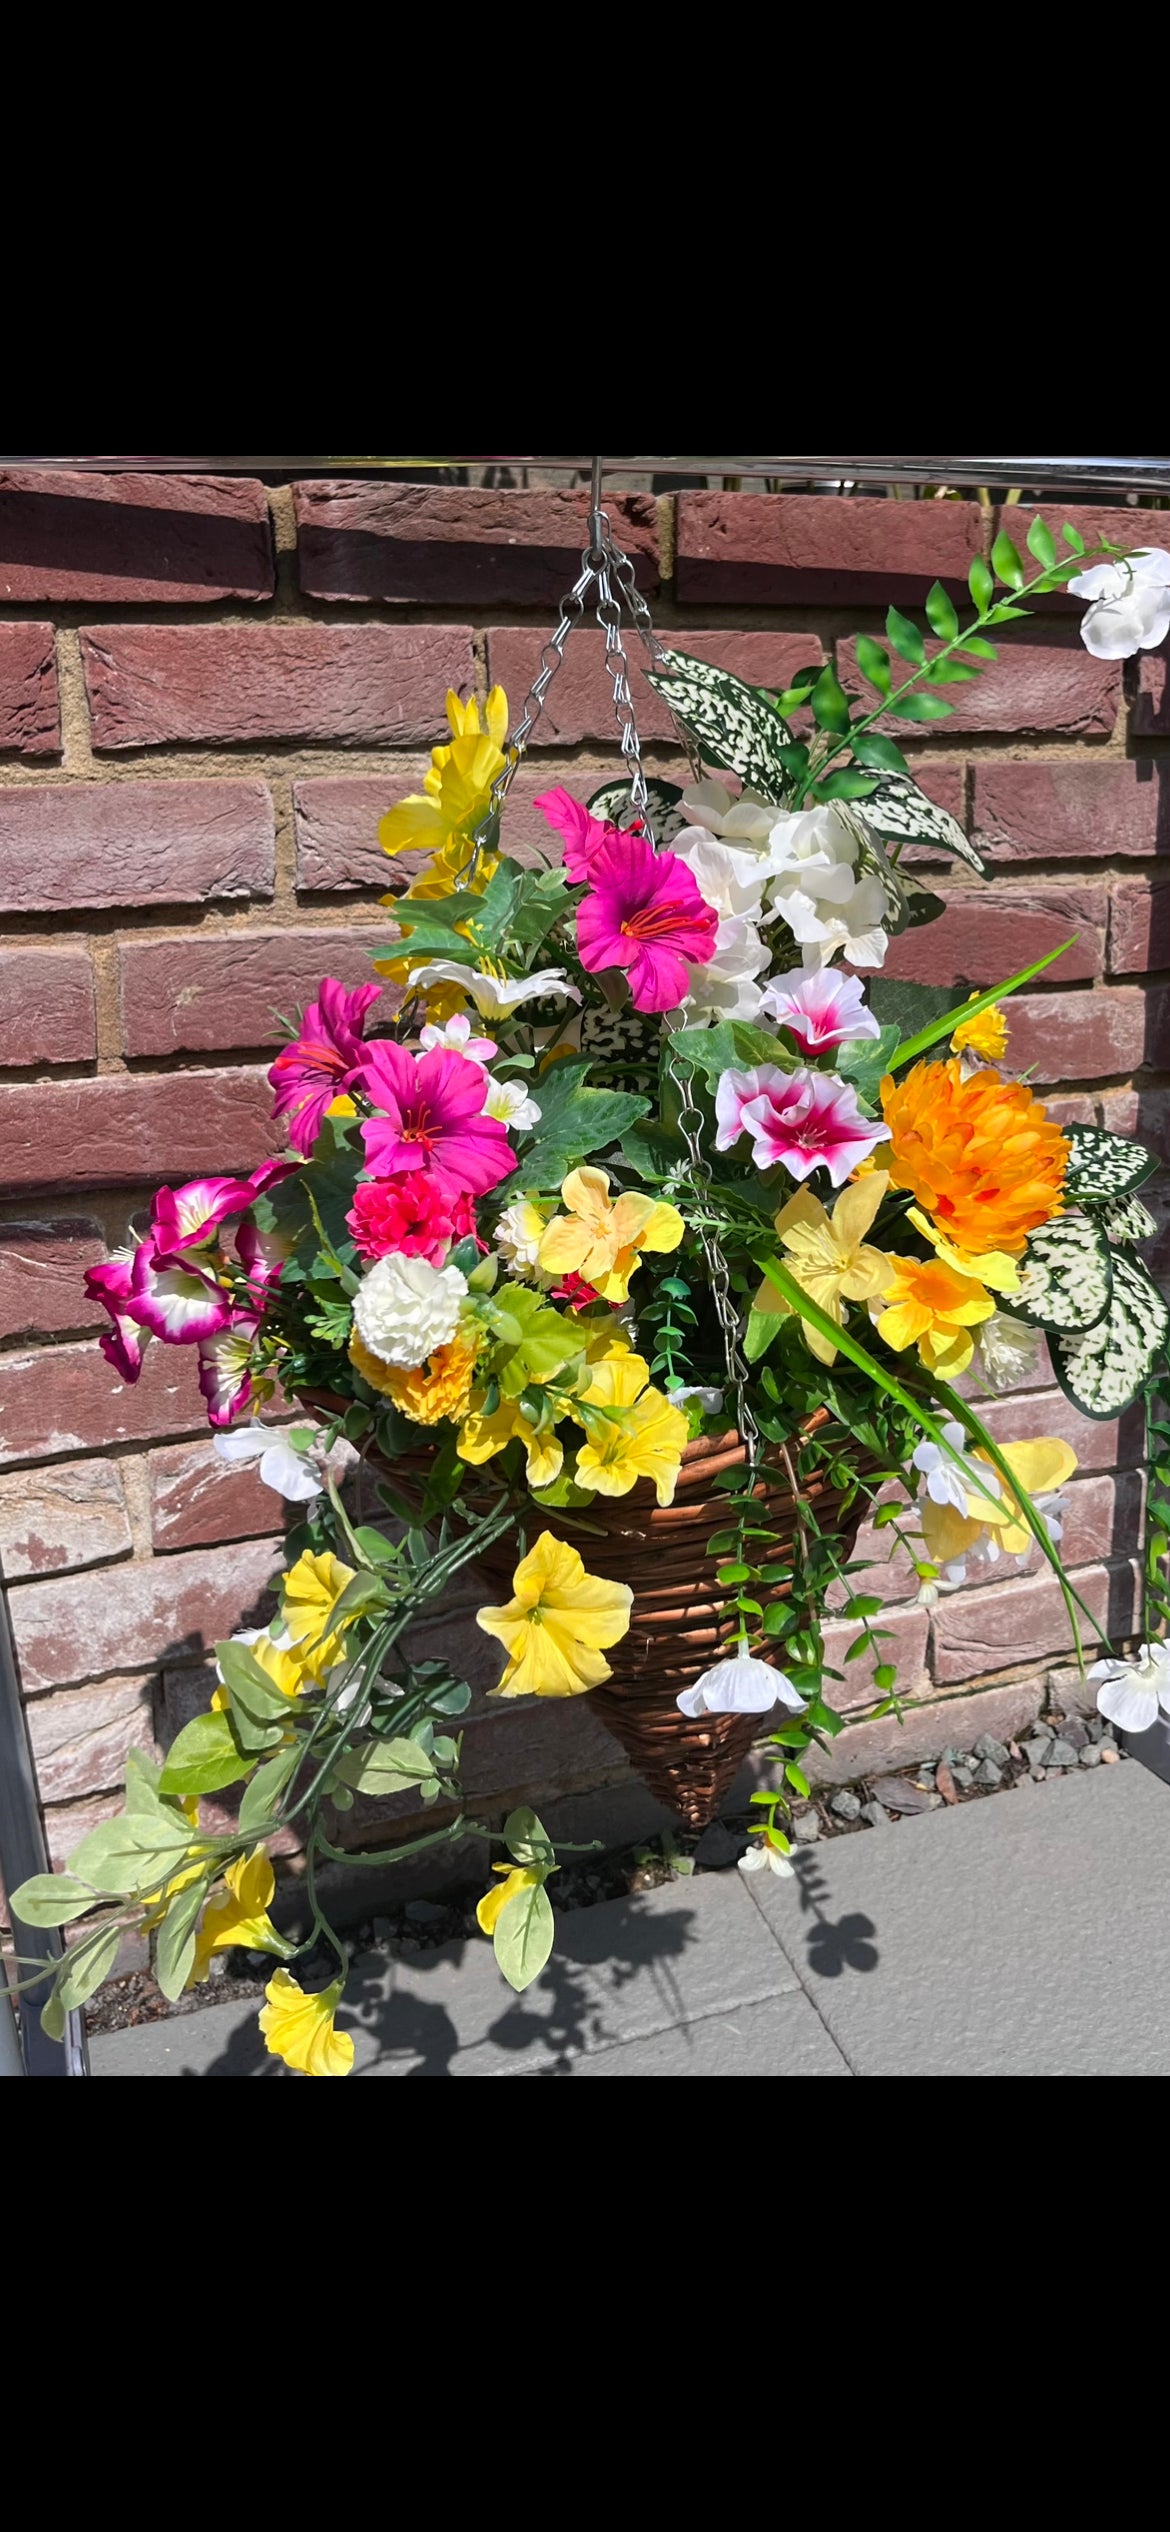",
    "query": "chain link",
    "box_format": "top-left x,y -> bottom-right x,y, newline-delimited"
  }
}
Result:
666,1049 -> 760,1469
